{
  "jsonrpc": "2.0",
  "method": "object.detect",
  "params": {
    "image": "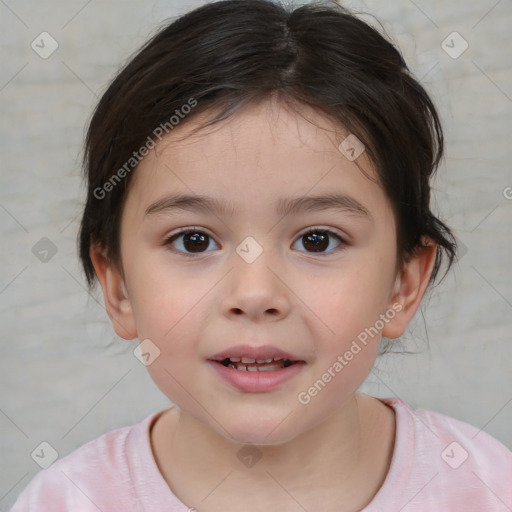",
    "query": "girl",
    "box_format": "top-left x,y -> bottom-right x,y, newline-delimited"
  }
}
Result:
11,0 -> 511,510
